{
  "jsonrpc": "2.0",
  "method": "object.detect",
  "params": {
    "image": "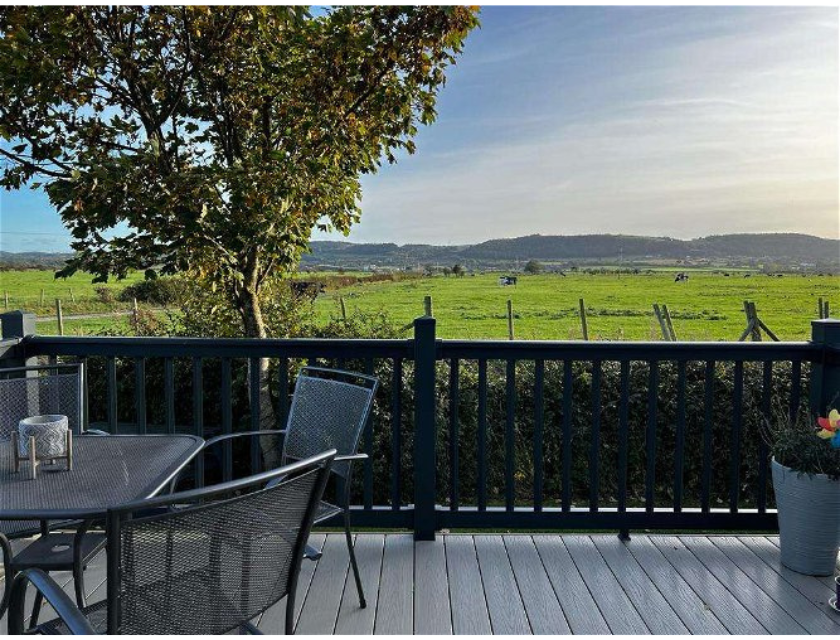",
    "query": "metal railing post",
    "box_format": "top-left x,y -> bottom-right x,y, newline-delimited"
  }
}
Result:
810,318 -> 840,414
0,310 -> 37,369
413,315 -> 437,540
